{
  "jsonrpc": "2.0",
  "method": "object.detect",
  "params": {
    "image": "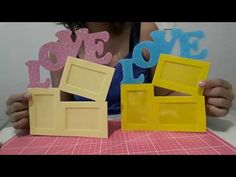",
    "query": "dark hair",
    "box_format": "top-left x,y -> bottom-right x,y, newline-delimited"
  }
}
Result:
59,22 -> 86,31
58,22 -> 131,34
